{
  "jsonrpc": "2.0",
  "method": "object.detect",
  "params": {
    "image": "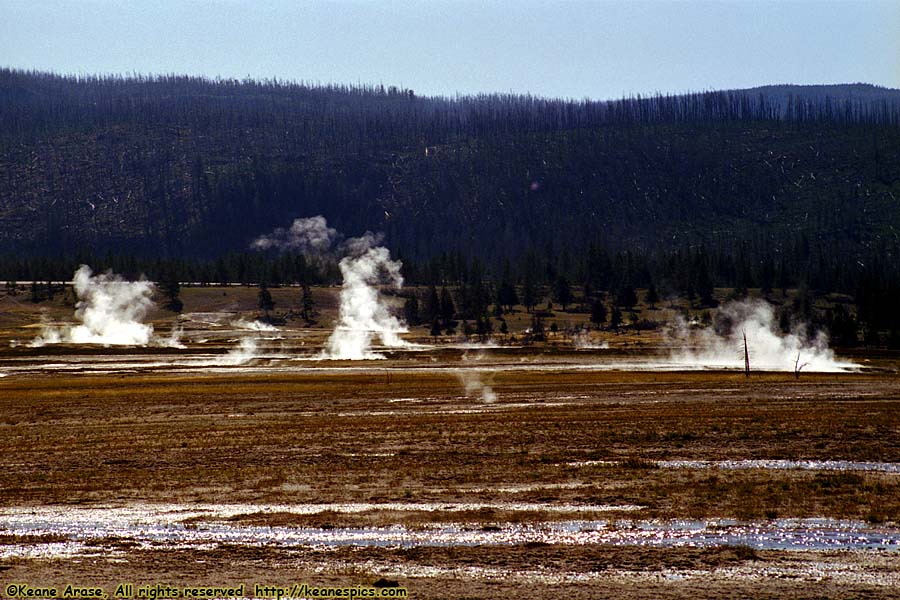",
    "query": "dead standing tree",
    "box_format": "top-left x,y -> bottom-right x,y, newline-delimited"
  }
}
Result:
794,351 -> 810,379
743,329 -> 750,377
